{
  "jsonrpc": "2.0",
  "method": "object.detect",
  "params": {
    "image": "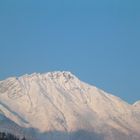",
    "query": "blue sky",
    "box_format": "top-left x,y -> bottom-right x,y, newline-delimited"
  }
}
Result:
0,0 -> 140,103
